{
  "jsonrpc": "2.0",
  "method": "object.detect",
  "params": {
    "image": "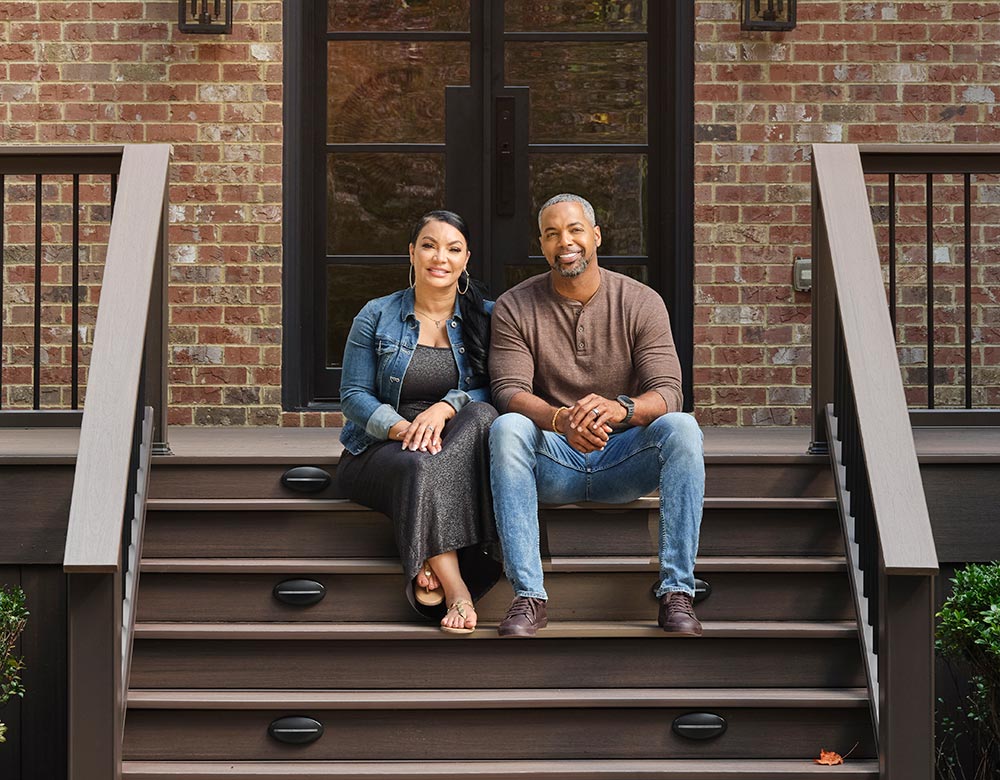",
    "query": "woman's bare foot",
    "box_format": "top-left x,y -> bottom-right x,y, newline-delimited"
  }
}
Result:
440,597 -> 476,634
414,562 -> 443,606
